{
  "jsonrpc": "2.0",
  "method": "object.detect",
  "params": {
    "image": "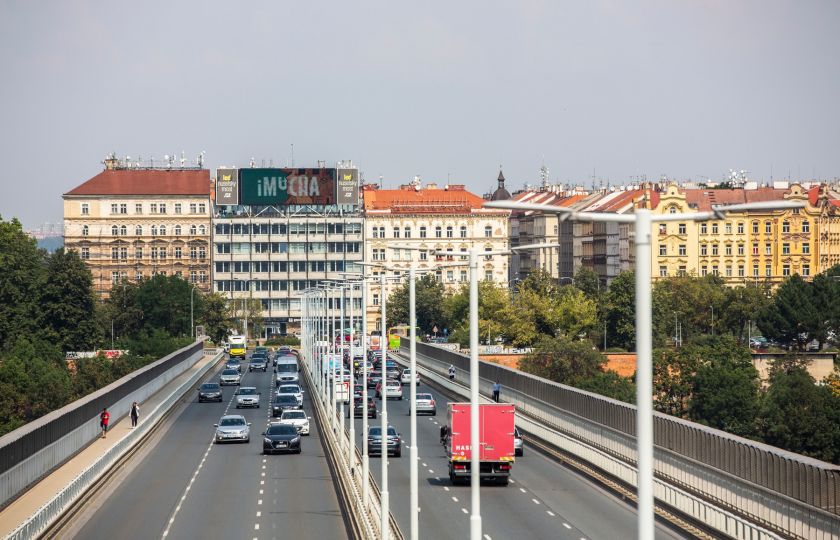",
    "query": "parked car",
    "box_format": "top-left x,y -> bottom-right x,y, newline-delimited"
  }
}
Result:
367,425 -> 401,457
413,393 -> 436,415
219,368 -> 241,386
198,382 -> 223,402
400,369 -> 420,386
262,423 -> 301,454
235,387 -> 261,408
277,409 -> 310,435
214,415 -> 250,443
